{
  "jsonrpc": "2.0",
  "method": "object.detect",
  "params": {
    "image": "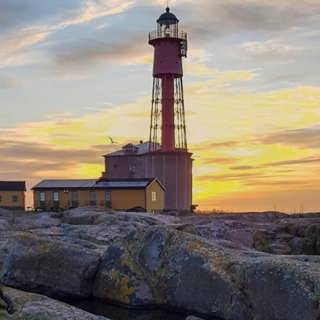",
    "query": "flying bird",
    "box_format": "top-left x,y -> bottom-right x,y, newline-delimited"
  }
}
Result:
108,136 -> 117,144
